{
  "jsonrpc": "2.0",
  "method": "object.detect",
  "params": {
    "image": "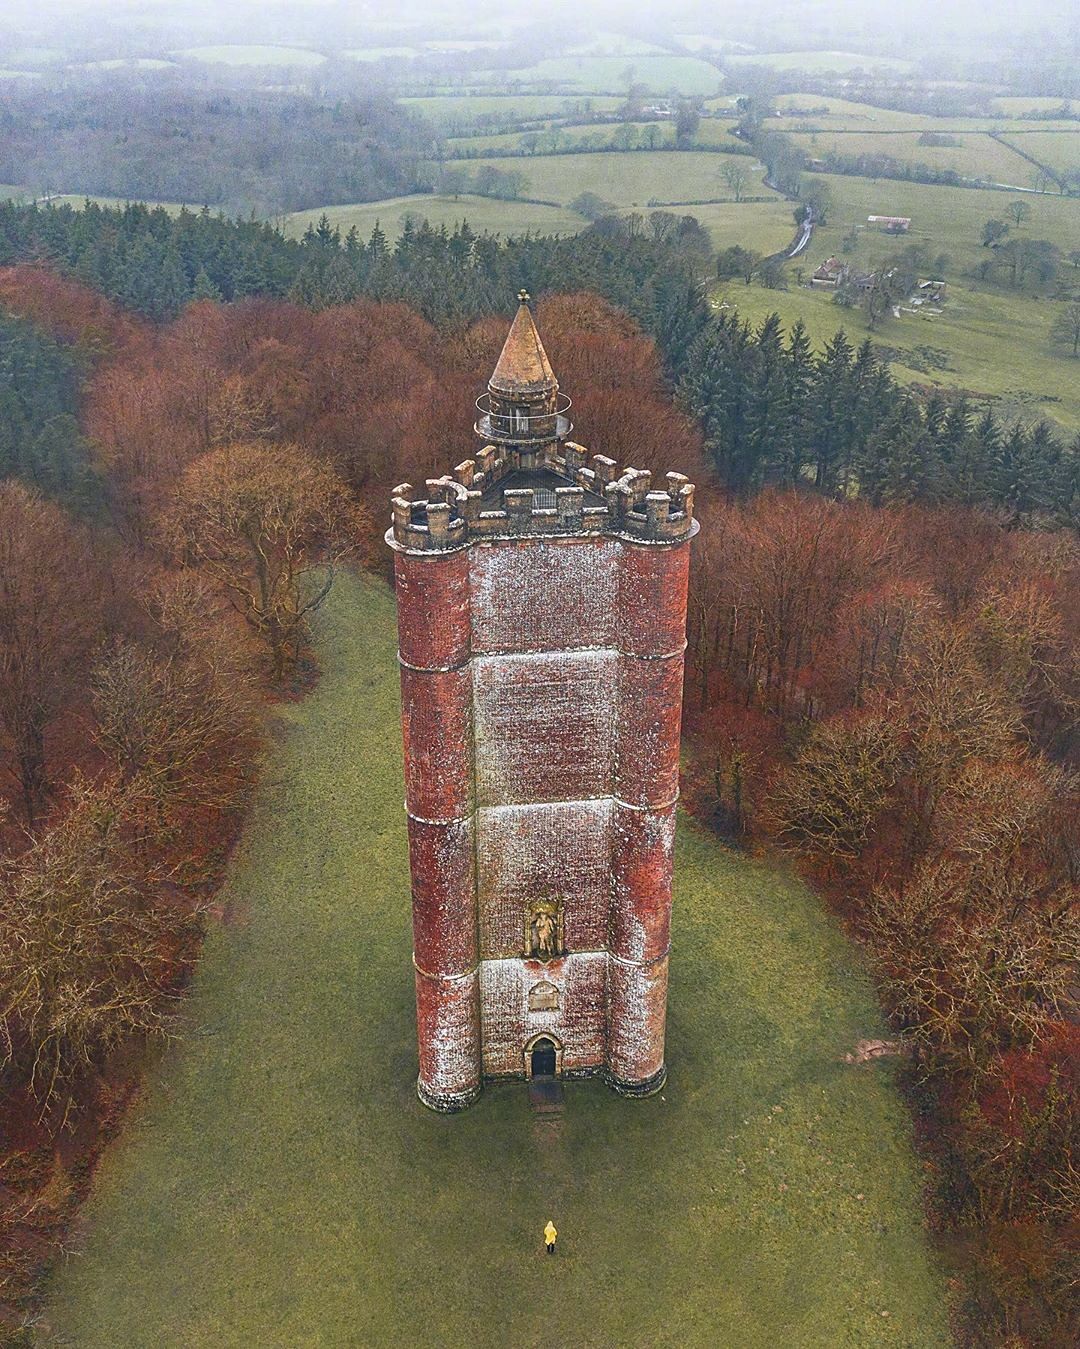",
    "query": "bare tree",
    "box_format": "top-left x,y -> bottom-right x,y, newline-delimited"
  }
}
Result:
0,485 -> 101,826
161,443 -> 364,679
0,774 -> 196,1109
1008,199 -> 1032,228
1050,300 -> 1080,357
721,161 -> 750,203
